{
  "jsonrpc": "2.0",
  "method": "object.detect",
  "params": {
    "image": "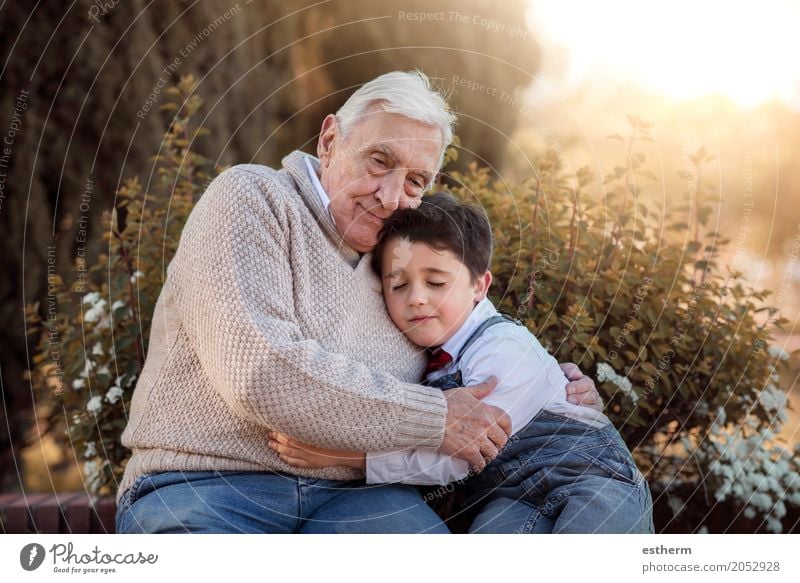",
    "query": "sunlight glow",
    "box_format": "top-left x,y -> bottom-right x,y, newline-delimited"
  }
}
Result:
527,0 -> 800,107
